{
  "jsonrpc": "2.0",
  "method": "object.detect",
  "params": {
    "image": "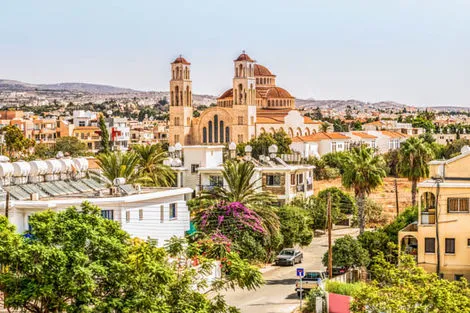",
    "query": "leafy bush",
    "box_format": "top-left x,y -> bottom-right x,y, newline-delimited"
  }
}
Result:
325,281 -> 365,297
382,206 -> 418,243
363,198 -> 386,225
277,205 -> 313,248
322,235 -> 370,268
303,287 -> 327,313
